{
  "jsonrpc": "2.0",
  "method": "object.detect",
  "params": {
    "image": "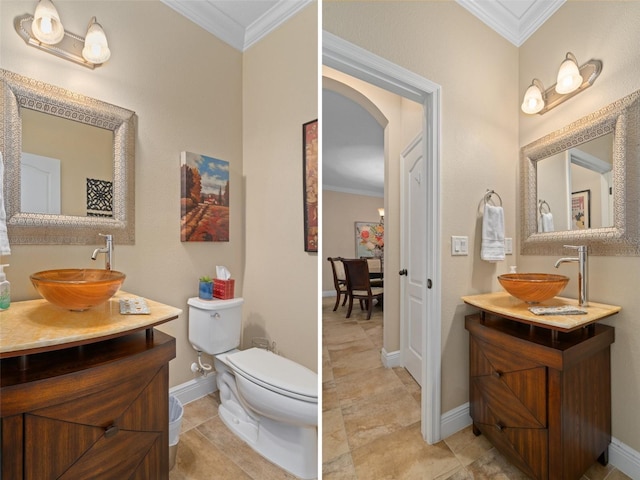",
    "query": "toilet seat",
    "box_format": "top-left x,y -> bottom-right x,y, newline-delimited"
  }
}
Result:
226,348 -> 317,403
